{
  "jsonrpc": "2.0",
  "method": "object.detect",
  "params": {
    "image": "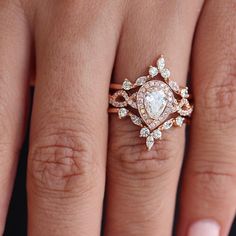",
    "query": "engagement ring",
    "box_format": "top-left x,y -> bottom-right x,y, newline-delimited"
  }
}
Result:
109,56 -> 193,150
